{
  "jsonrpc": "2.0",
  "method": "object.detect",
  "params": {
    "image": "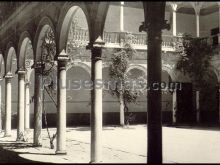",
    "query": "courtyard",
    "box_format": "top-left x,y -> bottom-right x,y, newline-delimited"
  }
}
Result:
0,2 -> 220,163
0,125 -> 220,163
